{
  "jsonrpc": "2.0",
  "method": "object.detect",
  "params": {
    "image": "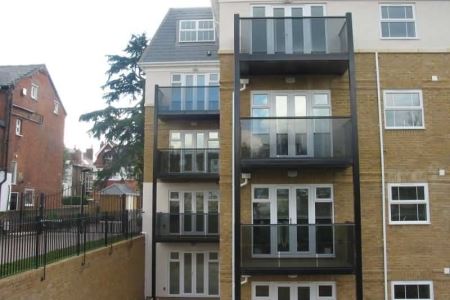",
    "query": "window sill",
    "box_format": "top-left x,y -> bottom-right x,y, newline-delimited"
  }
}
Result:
380,37 -> 419,40
384,126 -> 425,130
15,133 -> 23,137
389,221 -> 430,225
